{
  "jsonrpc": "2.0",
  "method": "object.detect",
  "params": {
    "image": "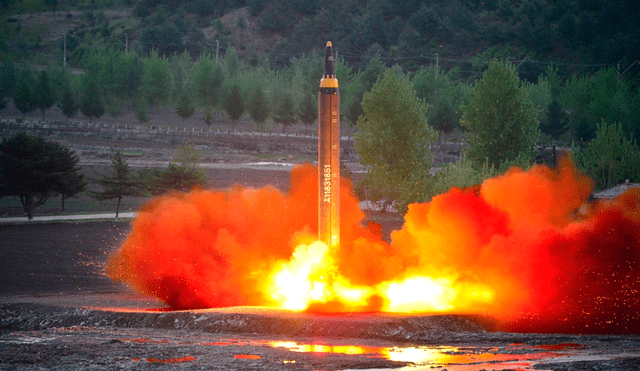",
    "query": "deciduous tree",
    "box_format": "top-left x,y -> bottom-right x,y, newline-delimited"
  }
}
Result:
34,70 -> 56,120
355,68 -> 437,213
573,121 -> 640,190
224,86 -> 244,129
460,60 -> 539,170
247,86 -> 269,131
